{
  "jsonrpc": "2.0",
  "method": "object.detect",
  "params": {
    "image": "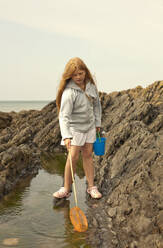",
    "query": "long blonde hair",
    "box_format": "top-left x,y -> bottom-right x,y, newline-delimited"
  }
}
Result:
56,57 -> 96,112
